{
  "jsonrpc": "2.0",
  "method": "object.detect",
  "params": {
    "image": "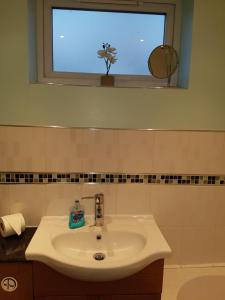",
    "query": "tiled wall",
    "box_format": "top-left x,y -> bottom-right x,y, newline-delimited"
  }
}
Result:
0,126 -> 225,265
